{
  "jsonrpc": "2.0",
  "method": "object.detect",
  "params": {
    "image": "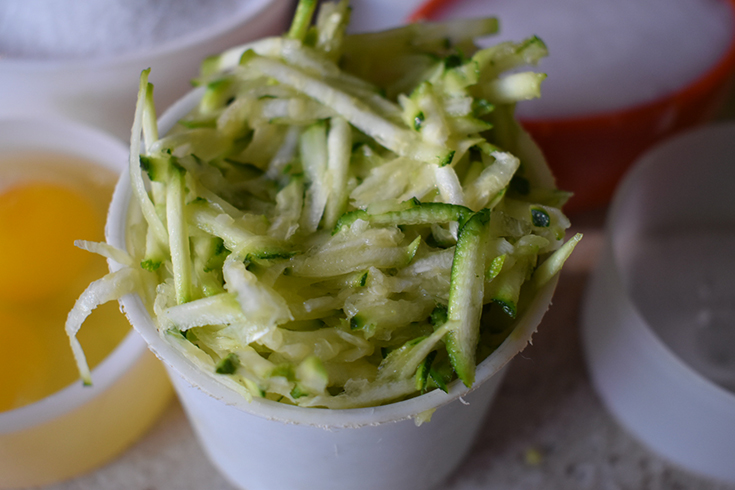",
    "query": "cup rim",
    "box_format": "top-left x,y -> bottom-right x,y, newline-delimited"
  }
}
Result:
106,87 -> 561,428
0,117 -> 149,432
0,0 -> 280,70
